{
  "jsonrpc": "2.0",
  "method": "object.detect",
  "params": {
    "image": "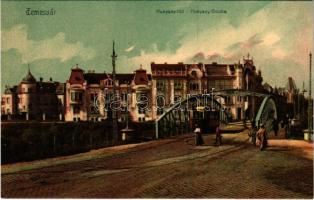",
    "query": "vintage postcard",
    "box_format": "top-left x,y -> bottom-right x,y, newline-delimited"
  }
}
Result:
1,0 -> 313,198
